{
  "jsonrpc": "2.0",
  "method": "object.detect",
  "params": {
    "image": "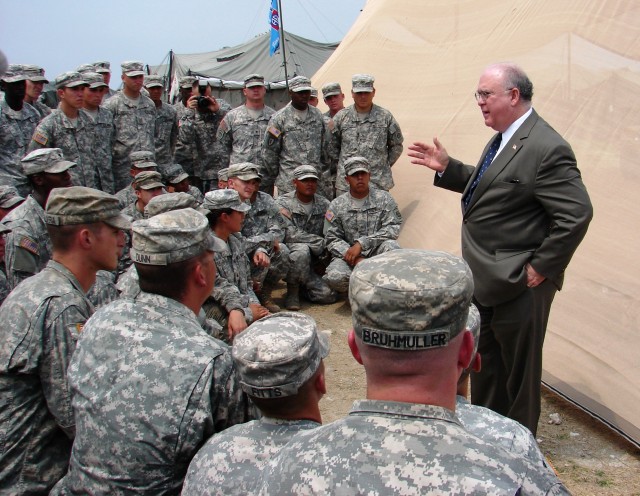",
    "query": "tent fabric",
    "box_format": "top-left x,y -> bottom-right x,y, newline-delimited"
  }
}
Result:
312,0 -> 640,446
